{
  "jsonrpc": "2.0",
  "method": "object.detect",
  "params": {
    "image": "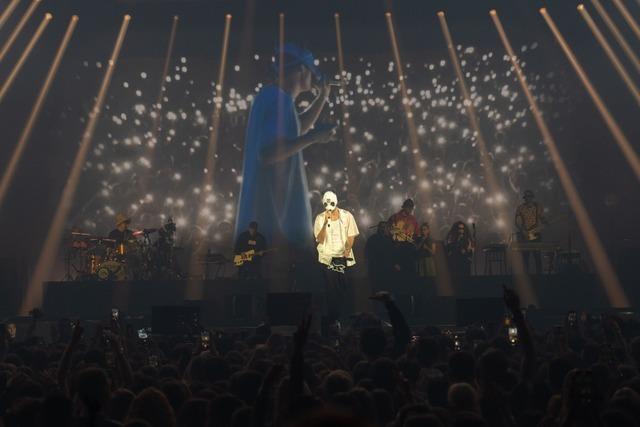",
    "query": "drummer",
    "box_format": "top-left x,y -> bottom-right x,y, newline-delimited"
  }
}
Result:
108,213 -> 134,248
